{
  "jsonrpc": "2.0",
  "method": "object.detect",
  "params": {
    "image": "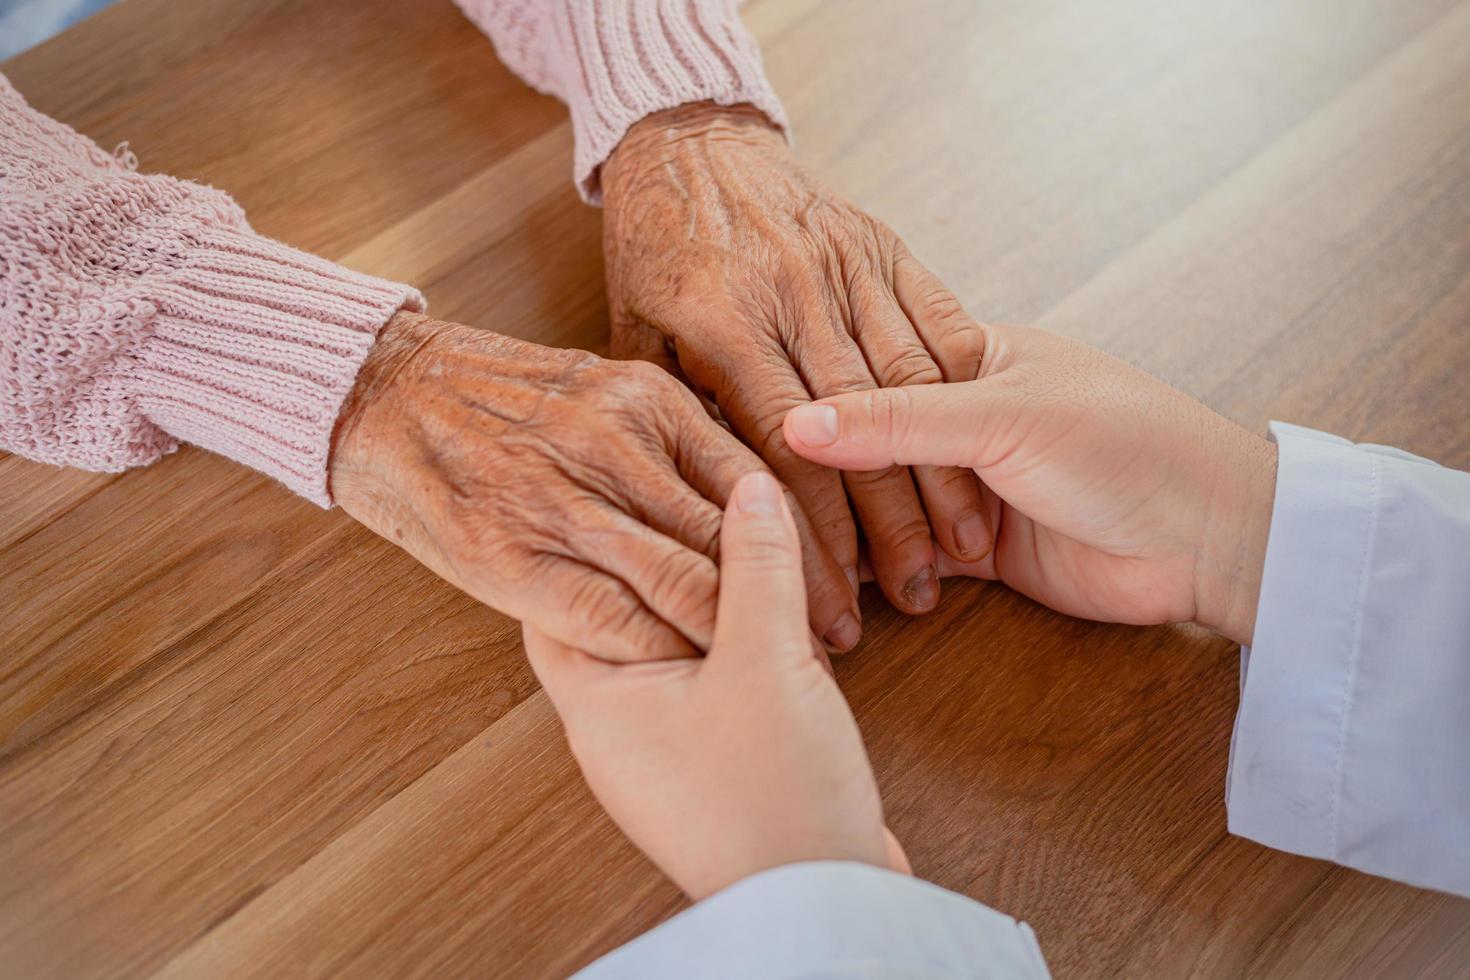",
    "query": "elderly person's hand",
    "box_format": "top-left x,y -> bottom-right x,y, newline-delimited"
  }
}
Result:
784,323 -> 1278,646
526,471 -> 906,900
602,102 -> 991,619
330,312 -> 860,662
